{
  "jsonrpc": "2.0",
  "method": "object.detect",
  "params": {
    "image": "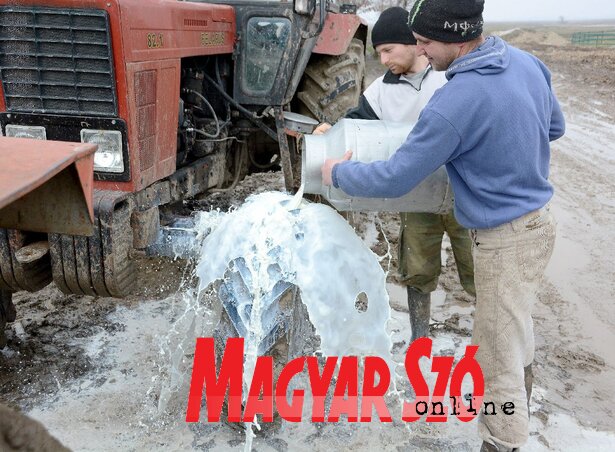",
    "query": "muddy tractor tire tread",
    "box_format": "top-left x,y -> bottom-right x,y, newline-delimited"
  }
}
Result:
297,38 -> 365,124
49,192 -> 135,298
